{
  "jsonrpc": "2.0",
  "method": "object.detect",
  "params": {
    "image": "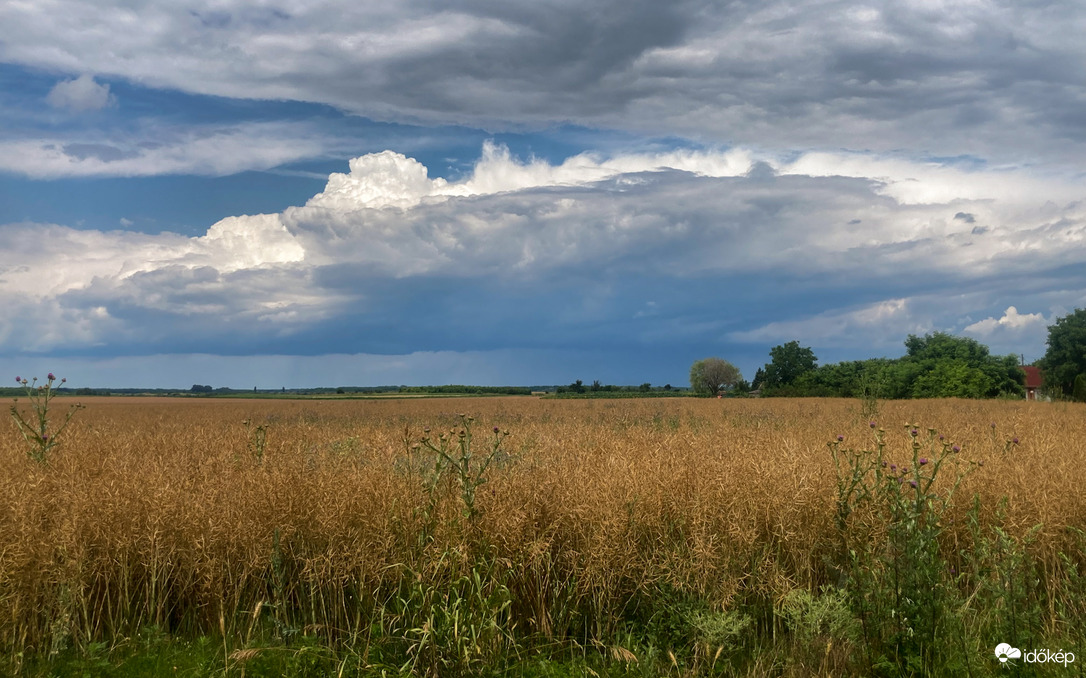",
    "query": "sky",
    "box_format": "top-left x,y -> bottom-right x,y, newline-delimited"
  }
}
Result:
1,0 -> 1084,389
